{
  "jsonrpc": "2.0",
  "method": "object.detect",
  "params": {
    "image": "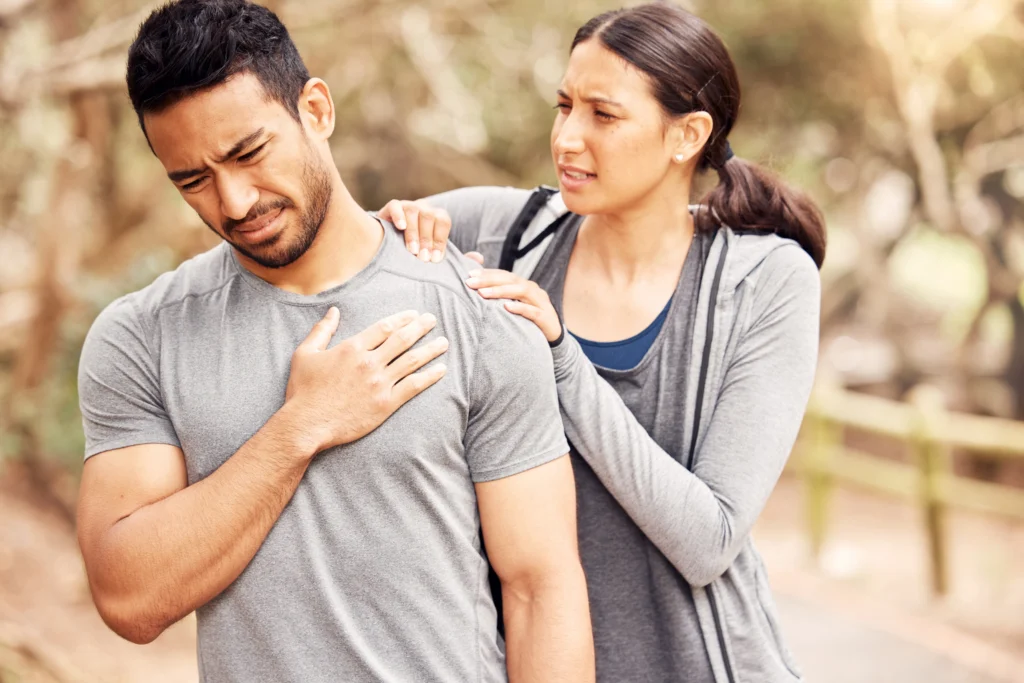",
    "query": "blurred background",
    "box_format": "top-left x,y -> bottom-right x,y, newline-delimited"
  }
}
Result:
1,0 -> 1023,680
